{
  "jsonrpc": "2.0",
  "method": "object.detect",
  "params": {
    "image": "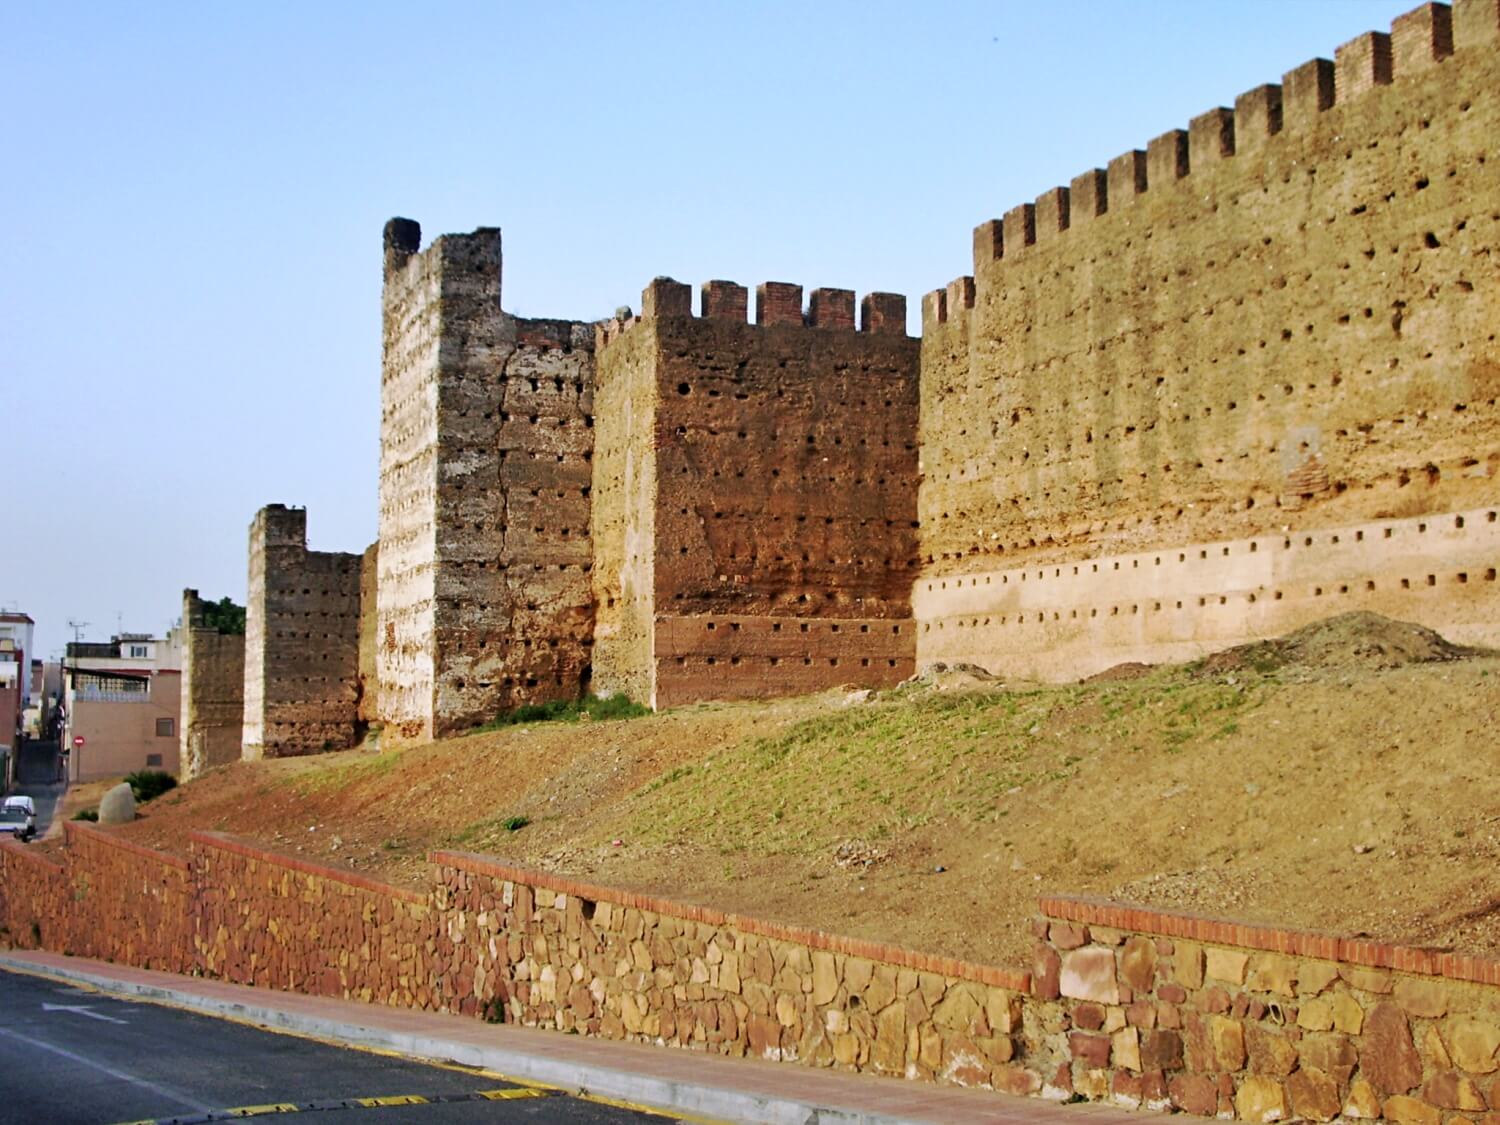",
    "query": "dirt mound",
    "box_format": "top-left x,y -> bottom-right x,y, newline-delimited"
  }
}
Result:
1197,611 -> 1480,677
1084,661 -> 1154,684
899,661 -> 999,692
